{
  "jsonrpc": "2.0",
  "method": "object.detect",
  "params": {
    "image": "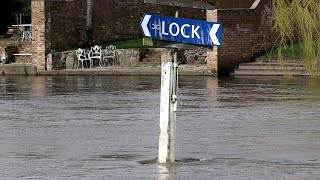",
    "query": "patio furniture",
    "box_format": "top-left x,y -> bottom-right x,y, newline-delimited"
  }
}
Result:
103,45 -> 117,66
76,48 -> 91,68
11,24 -> 32,42
6,27 -> 16,37
21,29 -> 32,42
89,45 -> 103,67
